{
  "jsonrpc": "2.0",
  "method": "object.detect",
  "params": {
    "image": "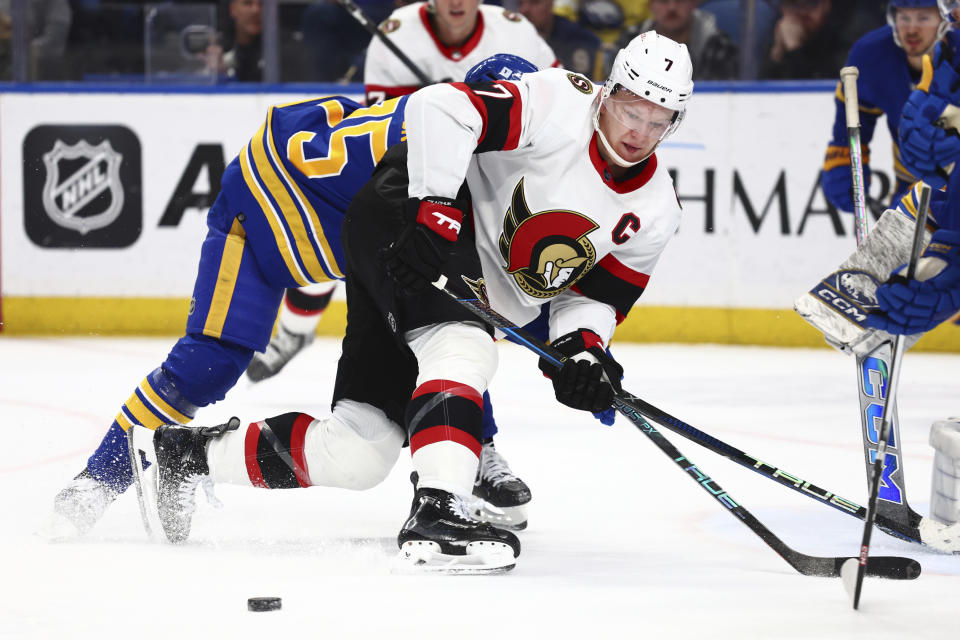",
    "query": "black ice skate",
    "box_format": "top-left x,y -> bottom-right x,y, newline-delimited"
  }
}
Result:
152,418 -> 239,543
43,469 -> 119,538
246,325 -> 314,382
471,441 -> 531,531
397,486 -> 520,574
